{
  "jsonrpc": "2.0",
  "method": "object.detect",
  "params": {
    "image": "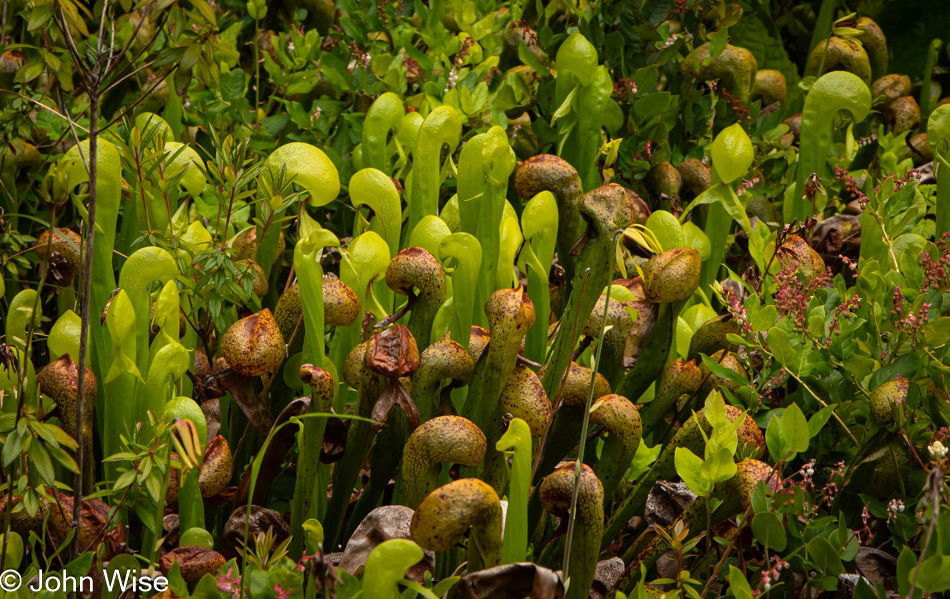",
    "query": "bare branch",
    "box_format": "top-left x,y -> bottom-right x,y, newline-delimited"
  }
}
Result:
96,0 -> 109,54
103,8 -> 117,76
101,59 -> 156,95
104,6 -> 165,85
70,86 -> 99,564
104,4 -> 153,80
51,10 -> 90,83
54,87 -> 89,172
